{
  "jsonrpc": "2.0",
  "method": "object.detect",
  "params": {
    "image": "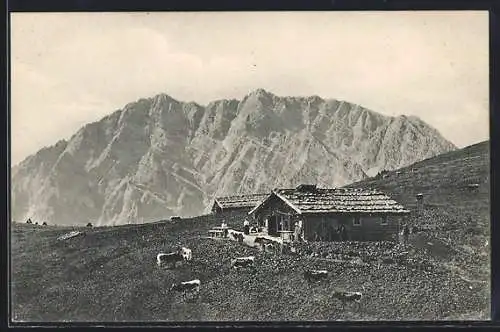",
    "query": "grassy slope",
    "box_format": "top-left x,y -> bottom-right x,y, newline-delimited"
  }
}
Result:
347,141 -> 490,281
11,142 -> 490,322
